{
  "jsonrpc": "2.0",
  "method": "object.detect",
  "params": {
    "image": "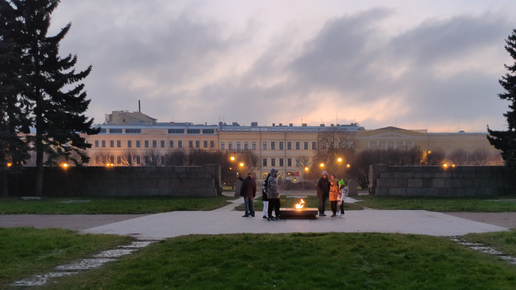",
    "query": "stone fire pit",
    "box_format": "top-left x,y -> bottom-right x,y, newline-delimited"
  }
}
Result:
279,208 -> 318,219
